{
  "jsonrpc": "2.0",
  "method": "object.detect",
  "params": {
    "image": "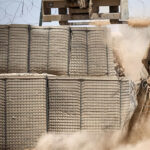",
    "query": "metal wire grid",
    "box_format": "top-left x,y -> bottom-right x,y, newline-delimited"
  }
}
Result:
87,30 -> 108,75
120,80 -> 131,126
82,80 -> 121,132
107,42 -> 116,75
30,29 -> 49,73
0,26 -> 8,73
48,28 -> 69,75
0,26 -> 116,76
0,79 -> 5,149
6,78 -> 47,150
48,80 -> 81,133
48,77 -> 131,134
69,31 -> 88,75
8,25 -> 28,73
69,28 -> 116,76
